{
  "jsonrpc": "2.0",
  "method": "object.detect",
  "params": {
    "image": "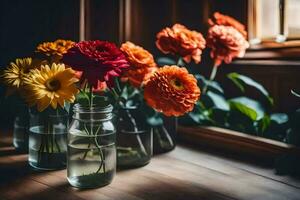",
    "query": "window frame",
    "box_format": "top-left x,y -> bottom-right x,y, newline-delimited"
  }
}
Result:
248,0 -> 300,45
